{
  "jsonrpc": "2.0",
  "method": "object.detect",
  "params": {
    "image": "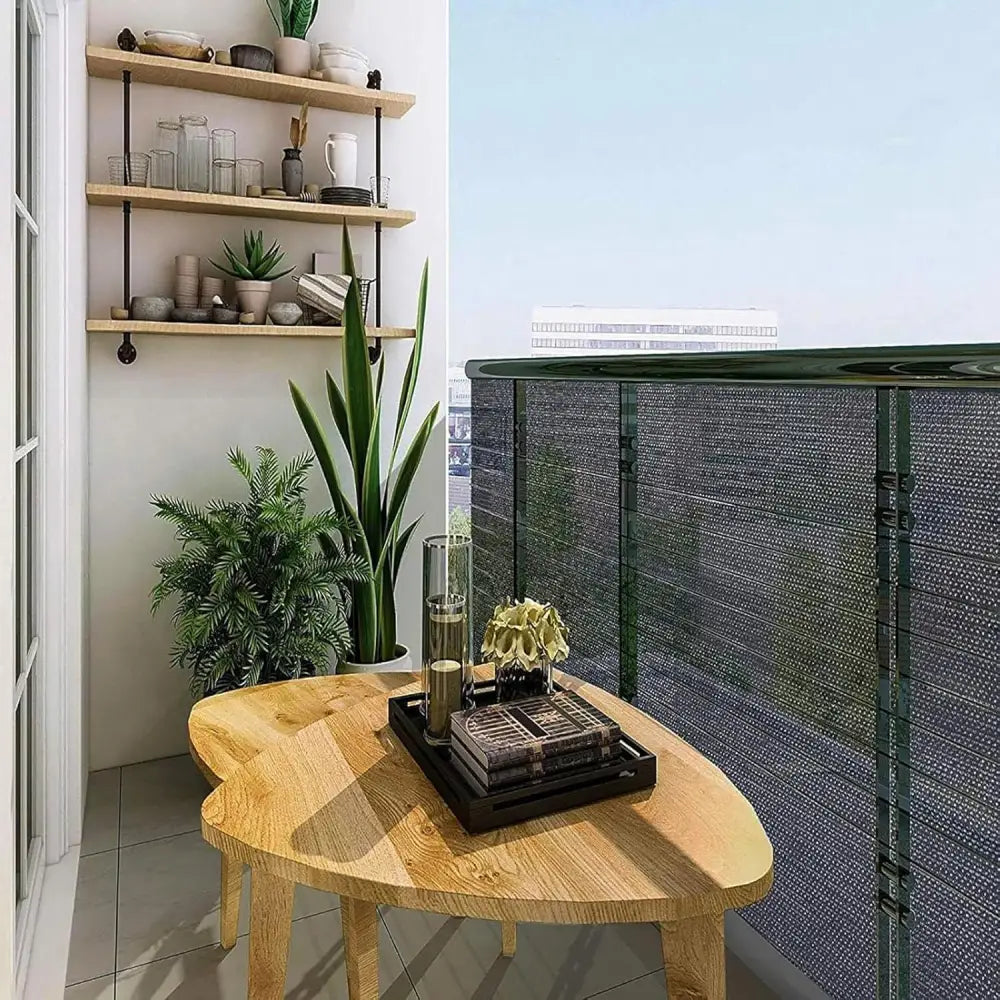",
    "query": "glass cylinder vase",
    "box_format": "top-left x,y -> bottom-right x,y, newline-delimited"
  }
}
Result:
421,534 -> 474,745
178,114 -> 210,193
